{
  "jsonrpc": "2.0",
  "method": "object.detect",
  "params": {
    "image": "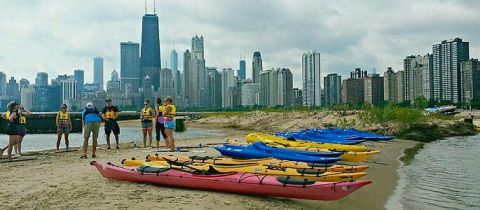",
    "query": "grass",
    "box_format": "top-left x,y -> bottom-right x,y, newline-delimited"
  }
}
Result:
399,143 -> 425,166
